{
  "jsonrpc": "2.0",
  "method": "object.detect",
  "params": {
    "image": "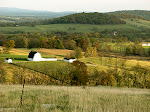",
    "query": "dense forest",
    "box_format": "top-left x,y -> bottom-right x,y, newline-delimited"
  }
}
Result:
43,13 -> 126,25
